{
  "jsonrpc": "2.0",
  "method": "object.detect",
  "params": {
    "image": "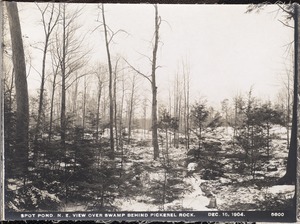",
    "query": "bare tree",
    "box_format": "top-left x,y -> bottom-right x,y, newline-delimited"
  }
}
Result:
127,73 -> 138,144
173,72 -> 182,148
113,58 -> 121,149
55,3 -> 88,146
182,60 -> 190,150
34,3 -> 60,144
95,64 -> 106,141
48,47 -> 60,142
6,1 -> 29,181
118,68 -> 126,151
281,67 -> 293,149
101,4 -> 114,159
82,75 -> 88,132
151,4 -> 160,160
71,72 -> 79,125
99,4 -> 127,159
142,97 -> 148,137
125,4 -> 161,160
59,4 -> 67,146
